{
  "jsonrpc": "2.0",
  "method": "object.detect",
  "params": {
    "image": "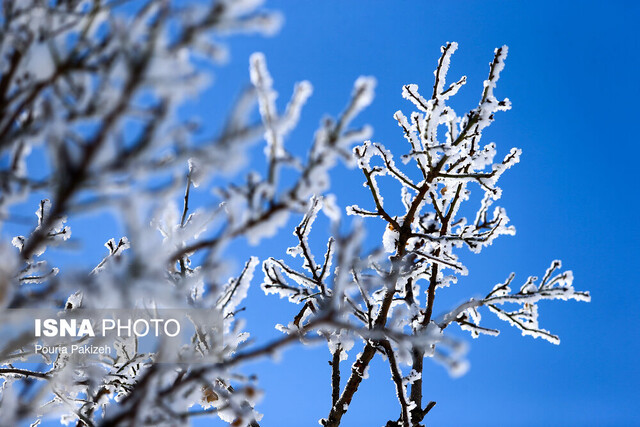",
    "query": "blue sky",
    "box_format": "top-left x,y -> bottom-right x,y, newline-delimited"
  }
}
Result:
19,1 -> 639,426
